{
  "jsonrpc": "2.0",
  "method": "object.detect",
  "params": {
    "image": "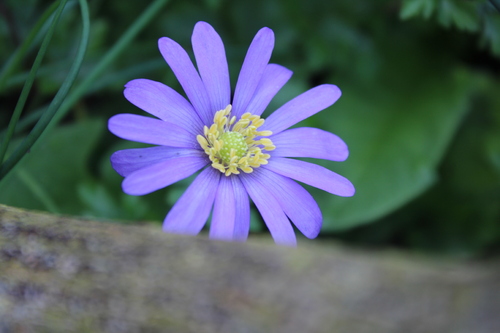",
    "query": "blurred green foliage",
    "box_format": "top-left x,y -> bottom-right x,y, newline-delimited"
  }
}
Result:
1,0 -> 499,256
